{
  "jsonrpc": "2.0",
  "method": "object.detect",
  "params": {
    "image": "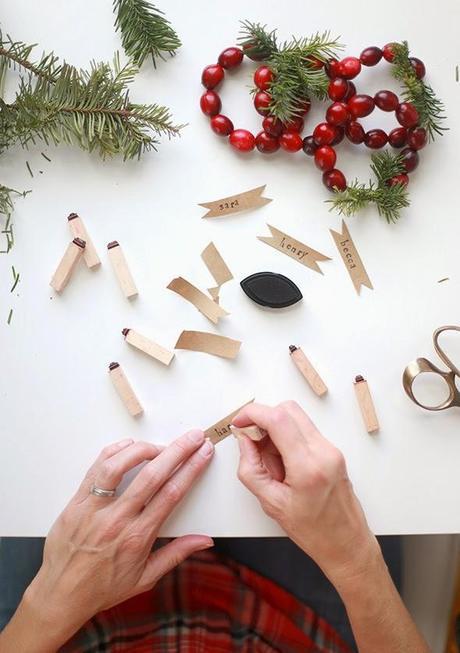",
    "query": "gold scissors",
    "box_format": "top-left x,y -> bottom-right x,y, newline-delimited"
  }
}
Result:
403,325 -> 460,411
